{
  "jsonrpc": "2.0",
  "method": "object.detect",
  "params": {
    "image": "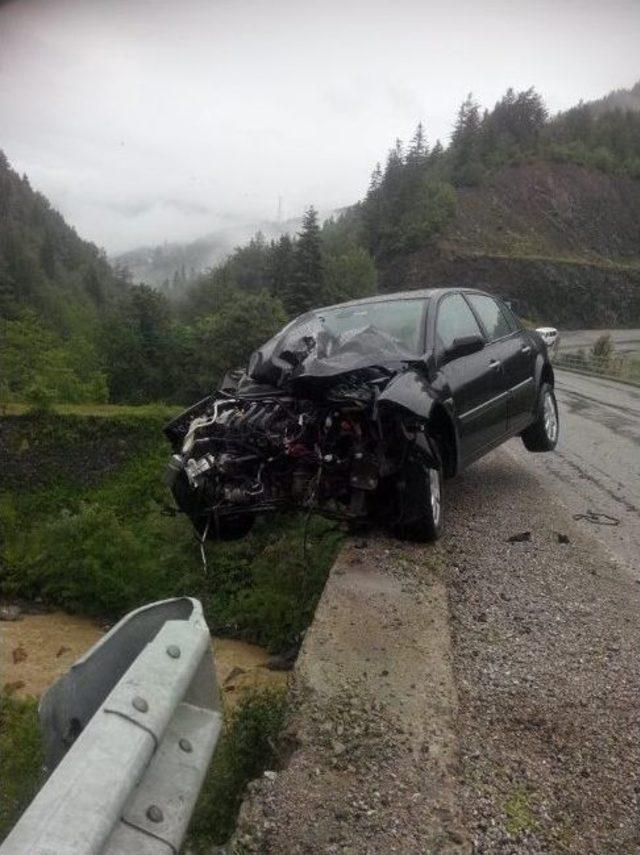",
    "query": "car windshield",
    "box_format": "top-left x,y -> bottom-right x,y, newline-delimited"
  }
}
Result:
312,298 -> 427,354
